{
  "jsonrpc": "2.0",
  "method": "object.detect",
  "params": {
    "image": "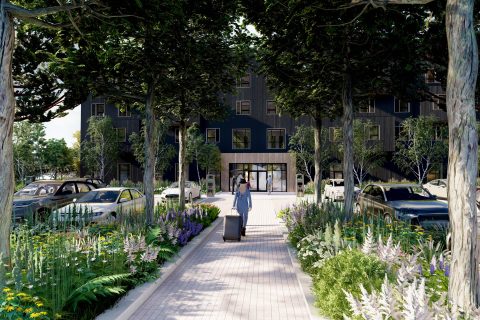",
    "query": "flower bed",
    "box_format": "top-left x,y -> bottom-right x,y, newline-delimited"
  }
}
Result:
279,201 -> 479,319
0,203 -> 220,320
